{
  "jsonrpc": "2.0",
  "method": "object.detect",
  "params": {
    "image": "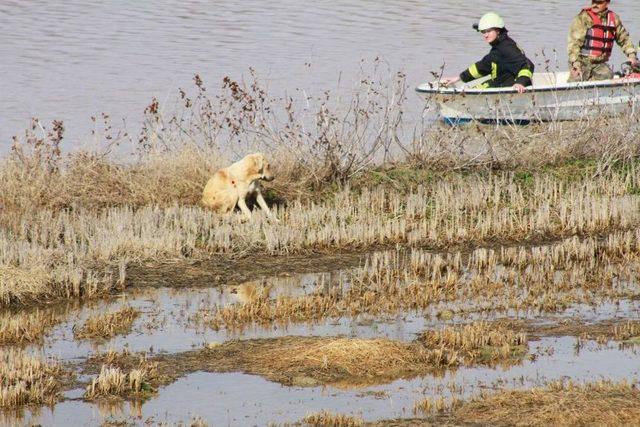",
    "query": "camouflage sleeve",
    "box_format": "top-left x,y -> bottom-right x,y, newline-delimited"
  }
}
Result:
567,13 -> 588,65
615,16 -> 638,58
